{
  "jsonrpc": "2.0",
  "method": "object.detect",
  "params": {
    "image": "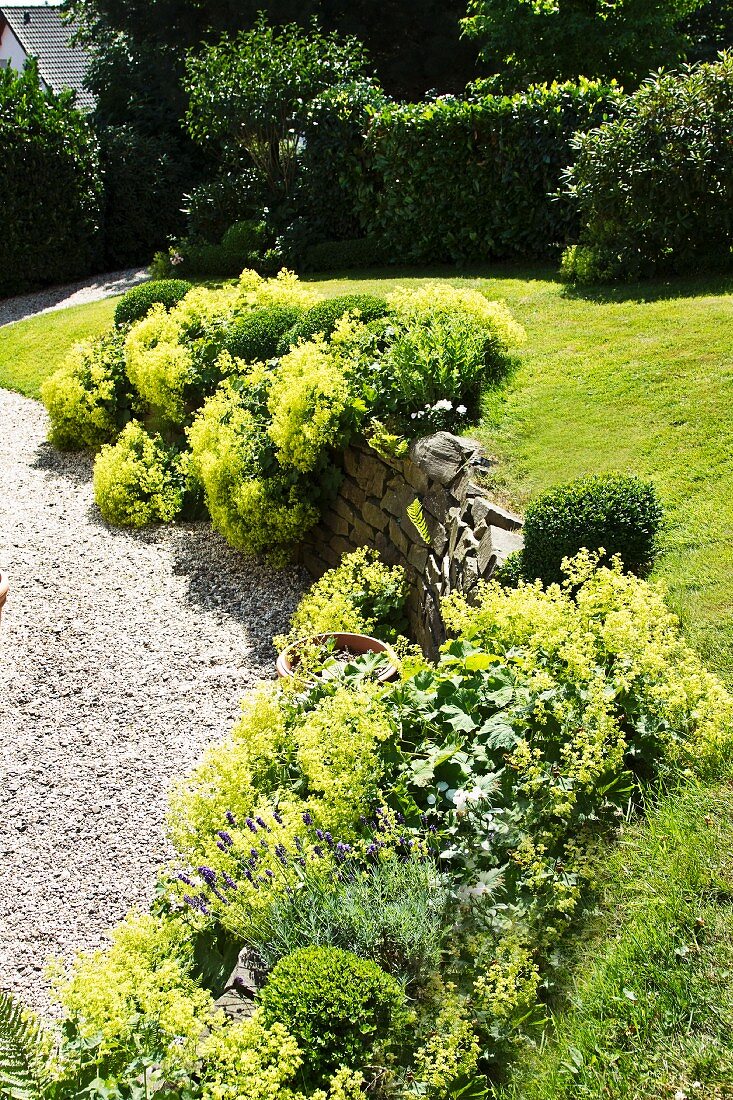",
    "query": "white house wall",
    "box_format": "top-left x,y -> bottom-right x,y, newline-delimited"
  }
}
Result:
0,22 -> 29,72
